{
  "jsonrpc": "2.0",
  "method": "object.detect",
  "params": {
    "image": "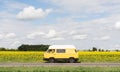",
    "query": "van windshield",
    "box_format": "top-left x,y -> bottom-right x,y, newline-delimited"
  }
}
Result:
47,49 -> 55,53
